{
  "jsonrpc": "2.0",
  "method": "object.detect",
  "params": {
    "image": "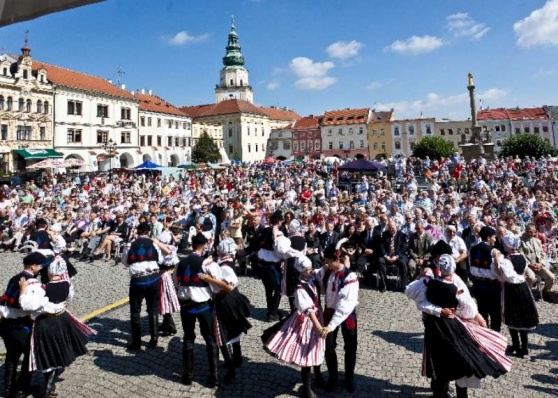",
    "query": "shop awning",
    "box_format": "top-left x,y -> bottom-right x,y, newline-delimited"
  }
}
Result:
14,149 -> 64,159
